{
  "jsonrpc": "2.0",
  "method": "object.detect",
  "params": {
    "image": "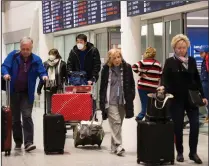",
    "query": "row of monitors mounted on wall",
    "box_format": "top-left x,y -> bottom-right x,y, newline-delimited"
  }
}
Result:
42,1 -> 196,34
